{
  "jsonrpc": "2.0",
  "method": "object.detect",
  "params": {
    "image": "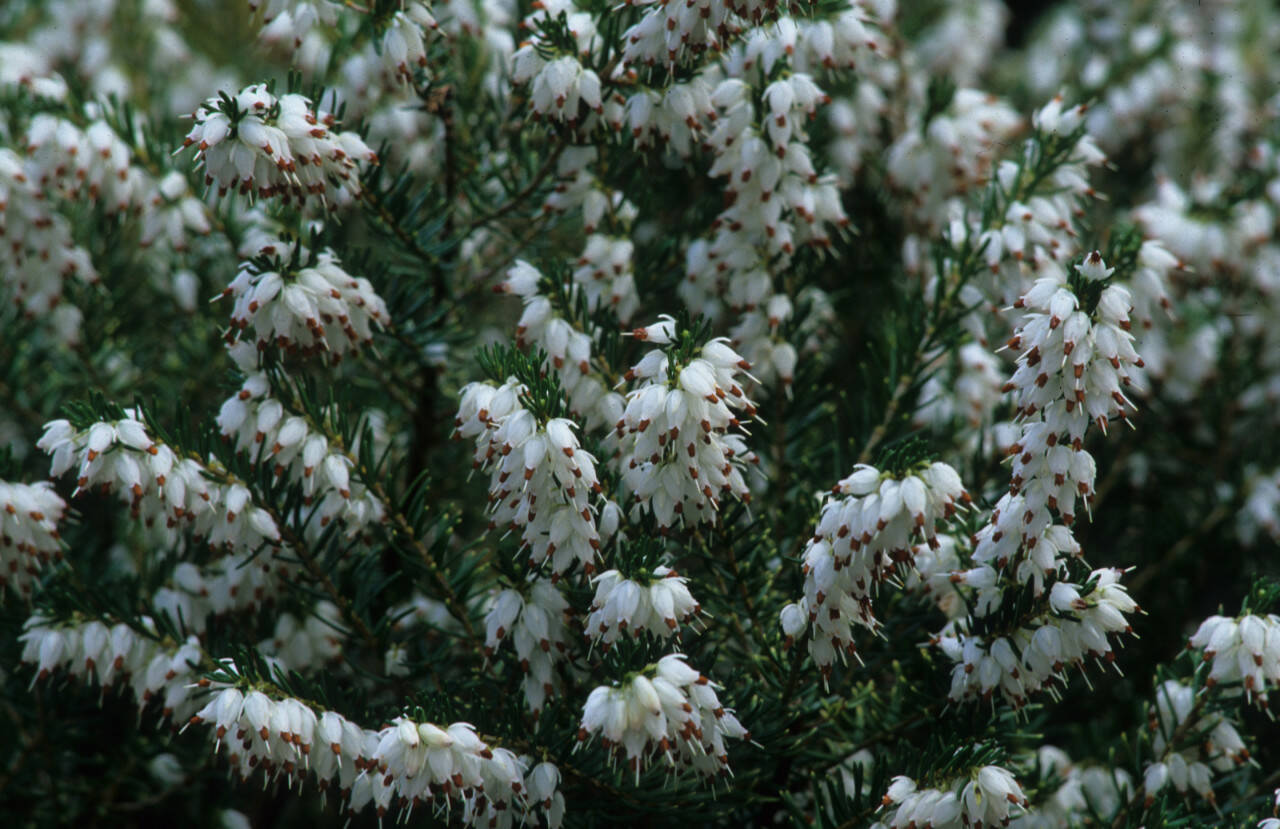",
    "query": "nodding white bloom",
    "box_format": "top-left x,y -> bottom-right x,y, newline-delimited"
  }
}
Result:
1140,680 -> 1248,806
526,761 -> 566,829
184,677 -> 549,825
37,411 -> 319,630
617,0 -> 806,68
940,568 -> 1139,708
675,62 -> 848,388
586,566 -> 700,646
21,115 -> 213,265
791,461 -> 969,678
182,85 -> 377,205
38,414 -> 284,552
932,249 -> 1167,707
1004,252 -> 1147,440
20,616 -> 204,719
511,51 -> 602,124
1188,613 -> 1280,703
577,654 -> 748,779
223,246 -> 390,360
617,335 -> 759,529
455,379 -> 604,577
483,579 -> 571,713
879,765 -> 1028,829
0,480 -> 65,600
215,377 -> 385,535
572,233 -> 640,323
382,7 -> 437,82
